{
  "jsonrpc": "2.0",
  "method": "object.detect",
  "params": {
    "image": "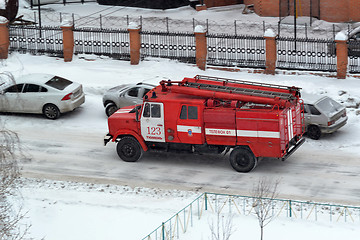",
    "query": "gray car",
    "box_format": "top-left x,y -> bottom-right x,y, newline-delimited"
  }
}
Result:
302,94 -> 348,140
102,83 -> 155,117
